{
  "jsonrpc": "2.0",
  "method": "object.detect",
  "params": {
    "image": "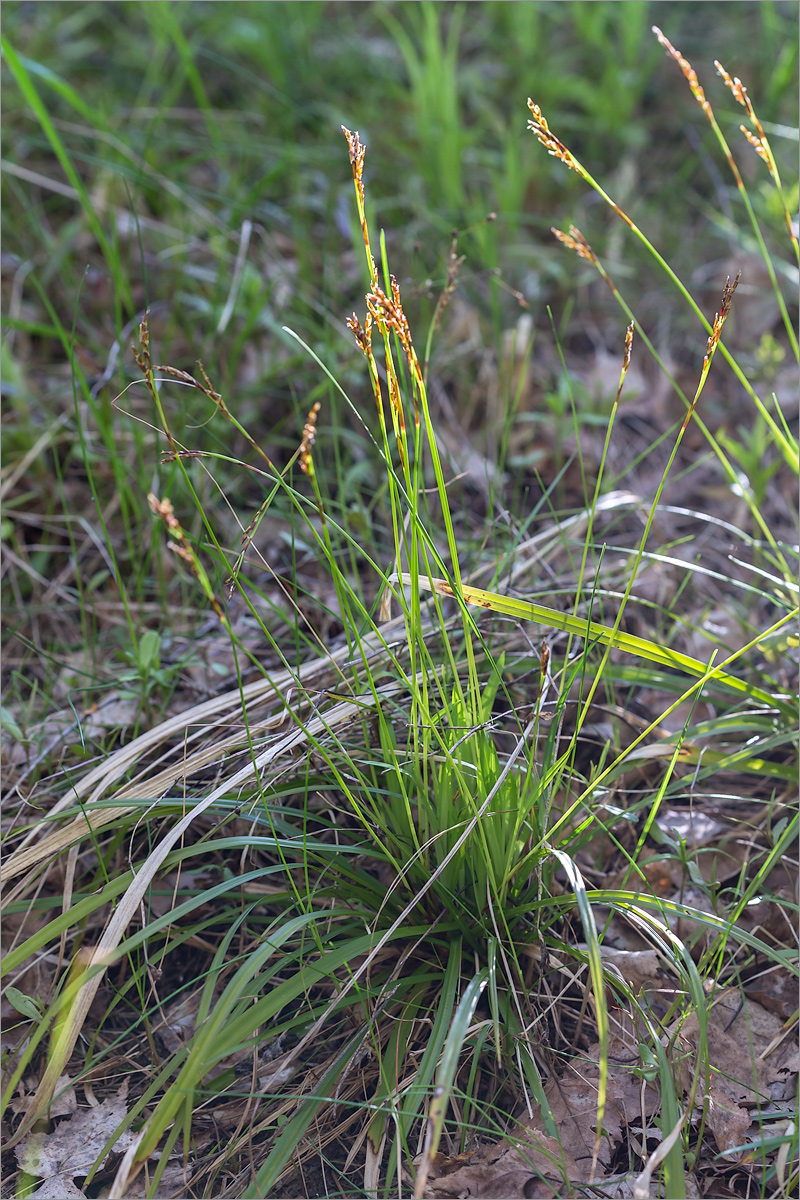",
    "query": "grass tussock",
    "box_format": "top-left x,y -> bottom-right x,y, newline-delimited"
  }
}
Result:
2,7 -> 798,1200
